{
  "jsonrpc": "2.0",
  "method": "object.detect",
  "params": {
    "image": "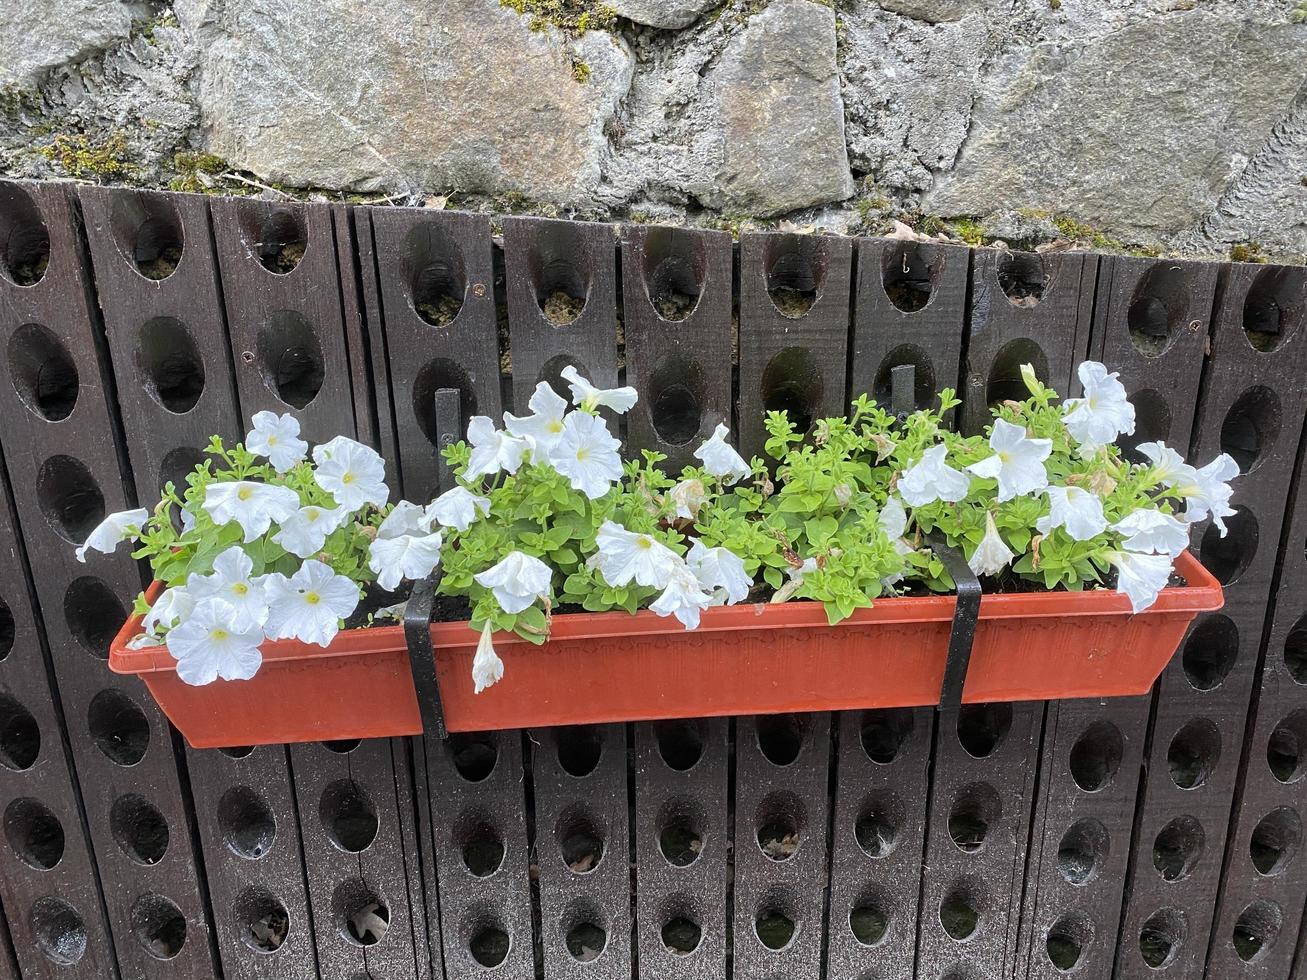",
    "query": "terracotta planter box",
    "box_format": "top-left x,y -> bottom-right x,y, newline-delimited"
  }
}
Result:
109,552 -> 1222,749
